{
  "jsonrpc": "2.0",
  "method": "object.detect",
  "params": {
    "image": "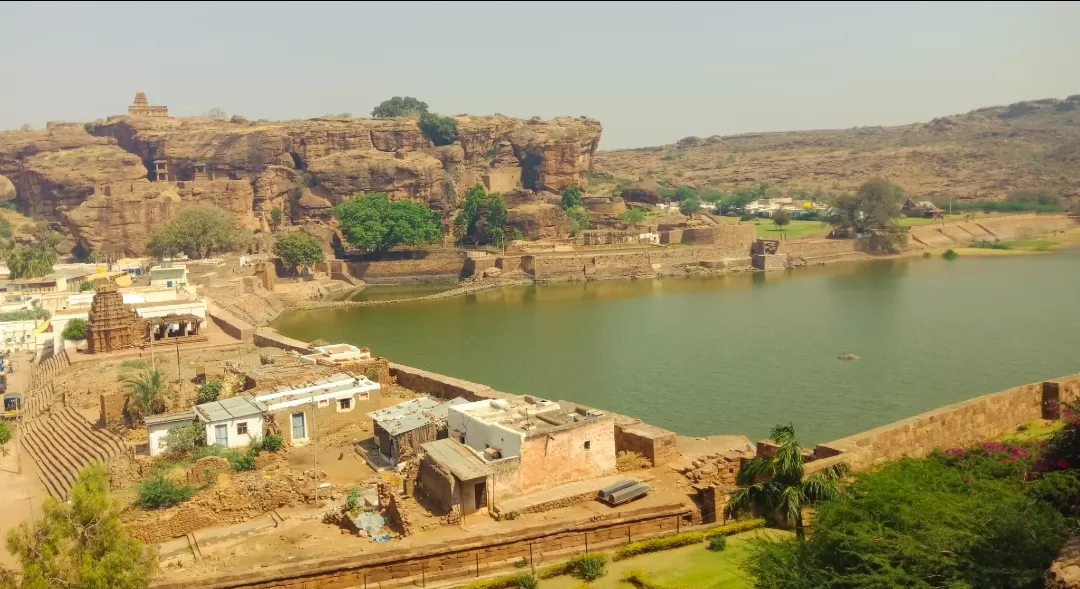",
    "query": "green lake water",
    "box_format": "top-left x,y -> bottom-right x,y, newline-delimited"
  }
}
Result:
274,250 -> 1080,444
